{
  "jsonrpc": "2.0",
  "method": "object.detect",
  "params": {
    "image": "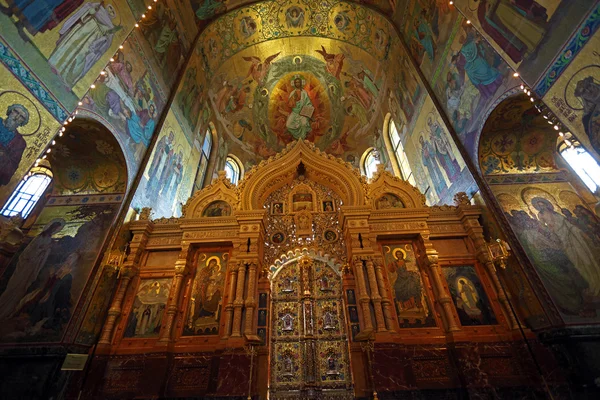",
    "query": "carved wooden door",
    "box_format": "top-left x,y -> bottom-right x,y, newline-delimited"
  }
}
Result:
269,257 -> 353,399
